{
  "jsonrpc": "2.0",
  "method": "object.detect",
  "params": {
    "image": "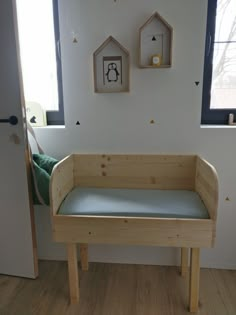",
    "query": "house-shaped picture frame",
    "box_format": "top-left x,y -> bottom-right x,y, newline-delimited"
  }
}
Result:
139,12 -> 173,68
93,36 -> 130,93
